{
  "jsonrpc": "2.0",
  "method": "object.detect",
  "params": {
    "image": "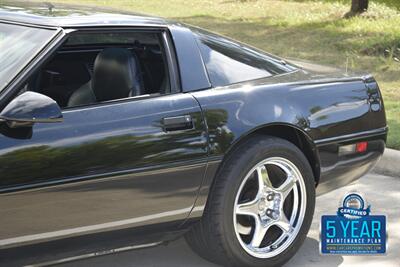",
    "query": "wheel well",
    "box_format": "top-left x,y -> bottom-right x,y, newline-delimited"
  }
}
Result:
223,124 -> 320,184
